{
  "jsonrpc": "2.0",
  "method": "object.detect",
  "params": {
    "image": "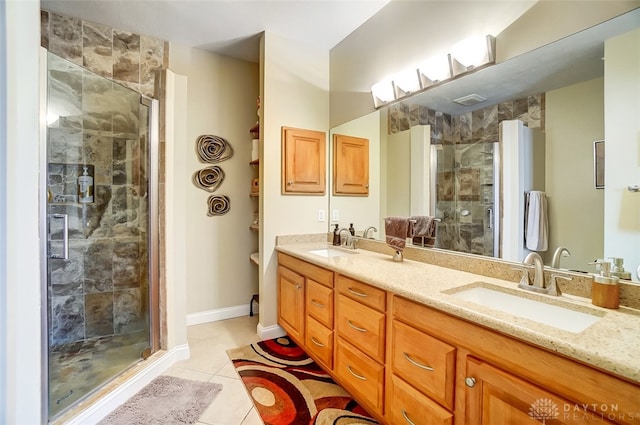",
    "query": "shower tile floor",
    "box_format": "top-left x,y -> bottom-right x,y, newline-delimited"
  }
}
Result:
57,315 -> 263,424
49,331 -> 150,417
